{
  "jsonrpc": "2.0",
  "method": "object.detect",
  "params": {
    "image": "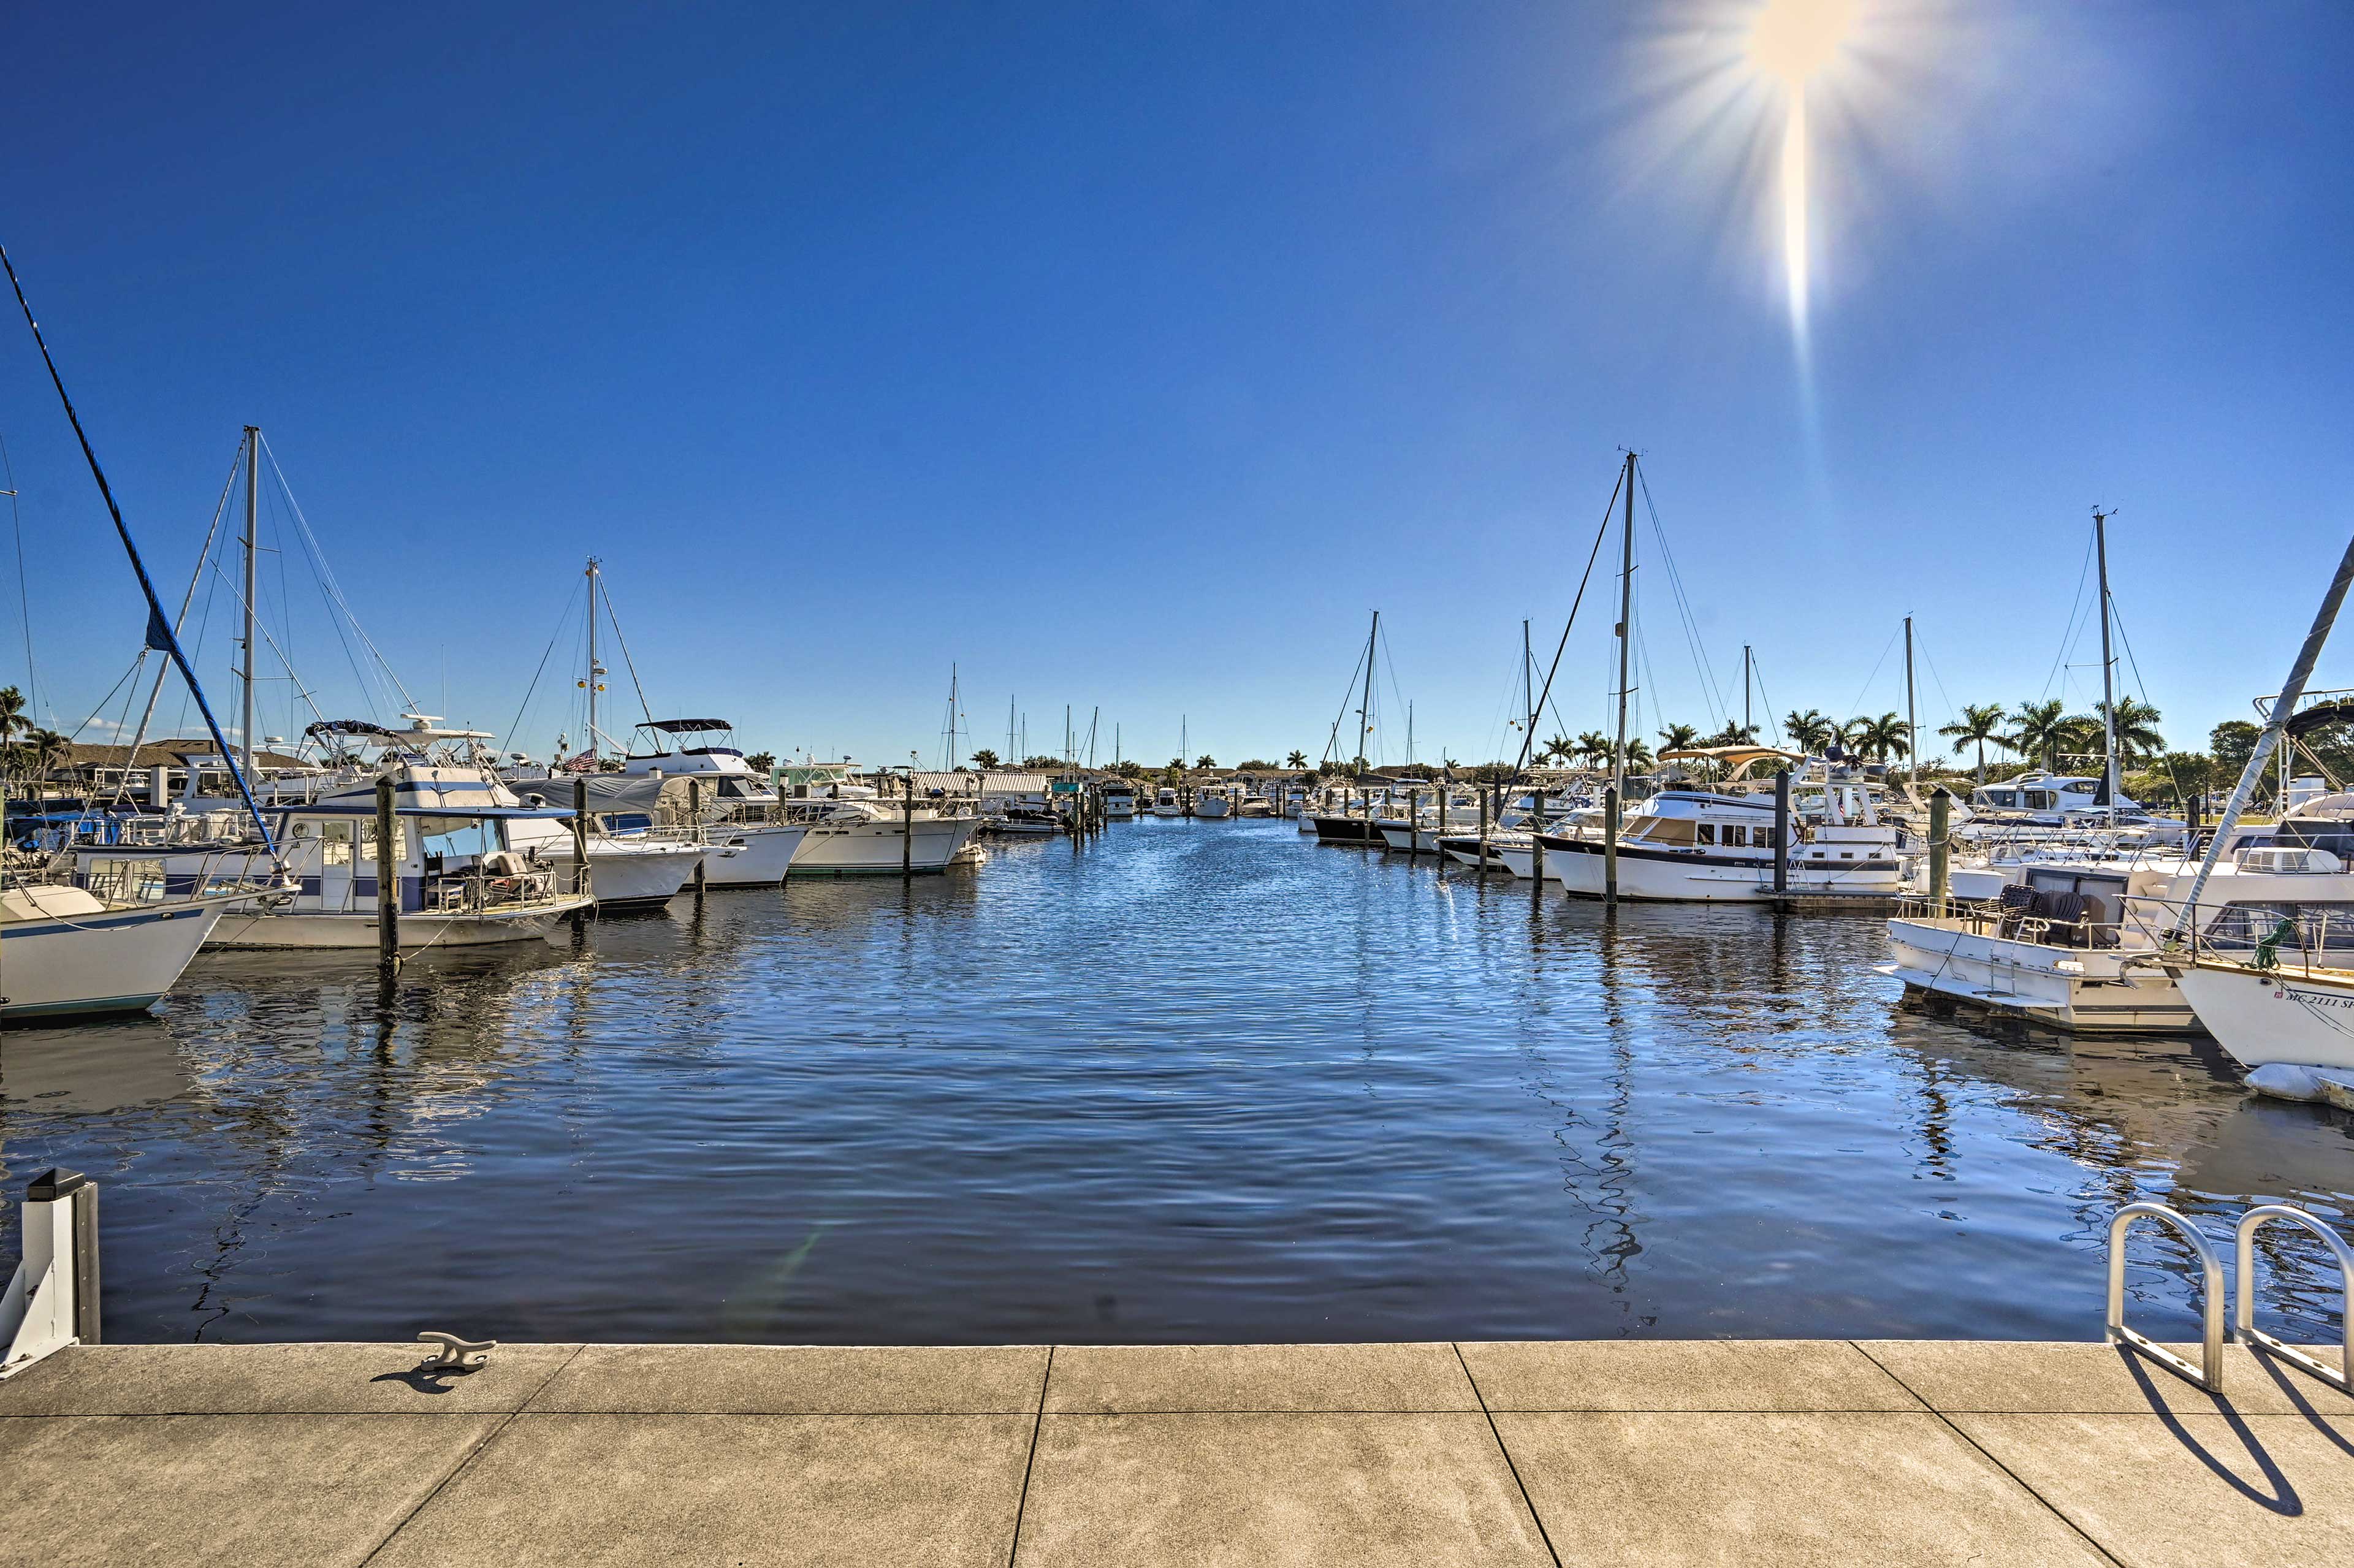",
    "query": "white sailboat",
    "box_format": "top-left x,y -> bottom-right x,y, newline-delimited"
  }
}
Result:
2161,526 -> 2354,1081
0,254 -> 293,1015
